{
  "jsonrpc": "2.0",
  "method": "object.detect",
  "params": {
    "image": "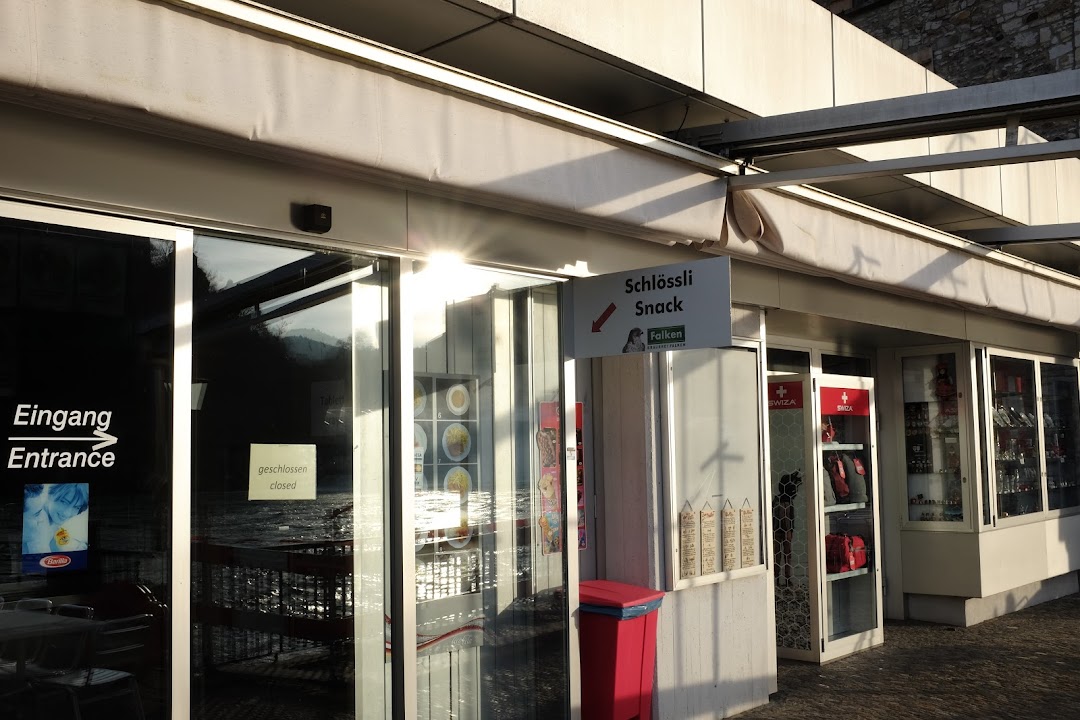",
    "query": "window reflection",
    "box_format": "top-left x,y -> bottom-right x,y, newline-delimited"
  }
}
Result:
412,263 -> 568,718
190,236 -> 388,720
